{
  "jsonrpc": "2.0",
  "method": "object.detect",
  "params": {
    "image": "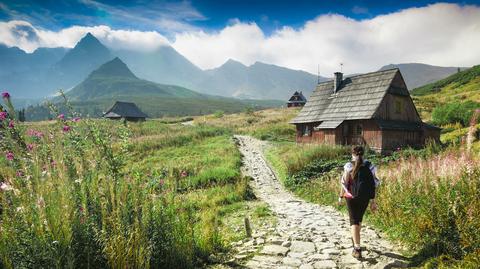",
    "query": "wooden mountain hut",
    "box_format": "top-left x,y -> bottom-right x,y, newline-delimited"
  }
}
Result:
287,91 -> 307,108
290,69 -> 441,154
103,101 -> 148,122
